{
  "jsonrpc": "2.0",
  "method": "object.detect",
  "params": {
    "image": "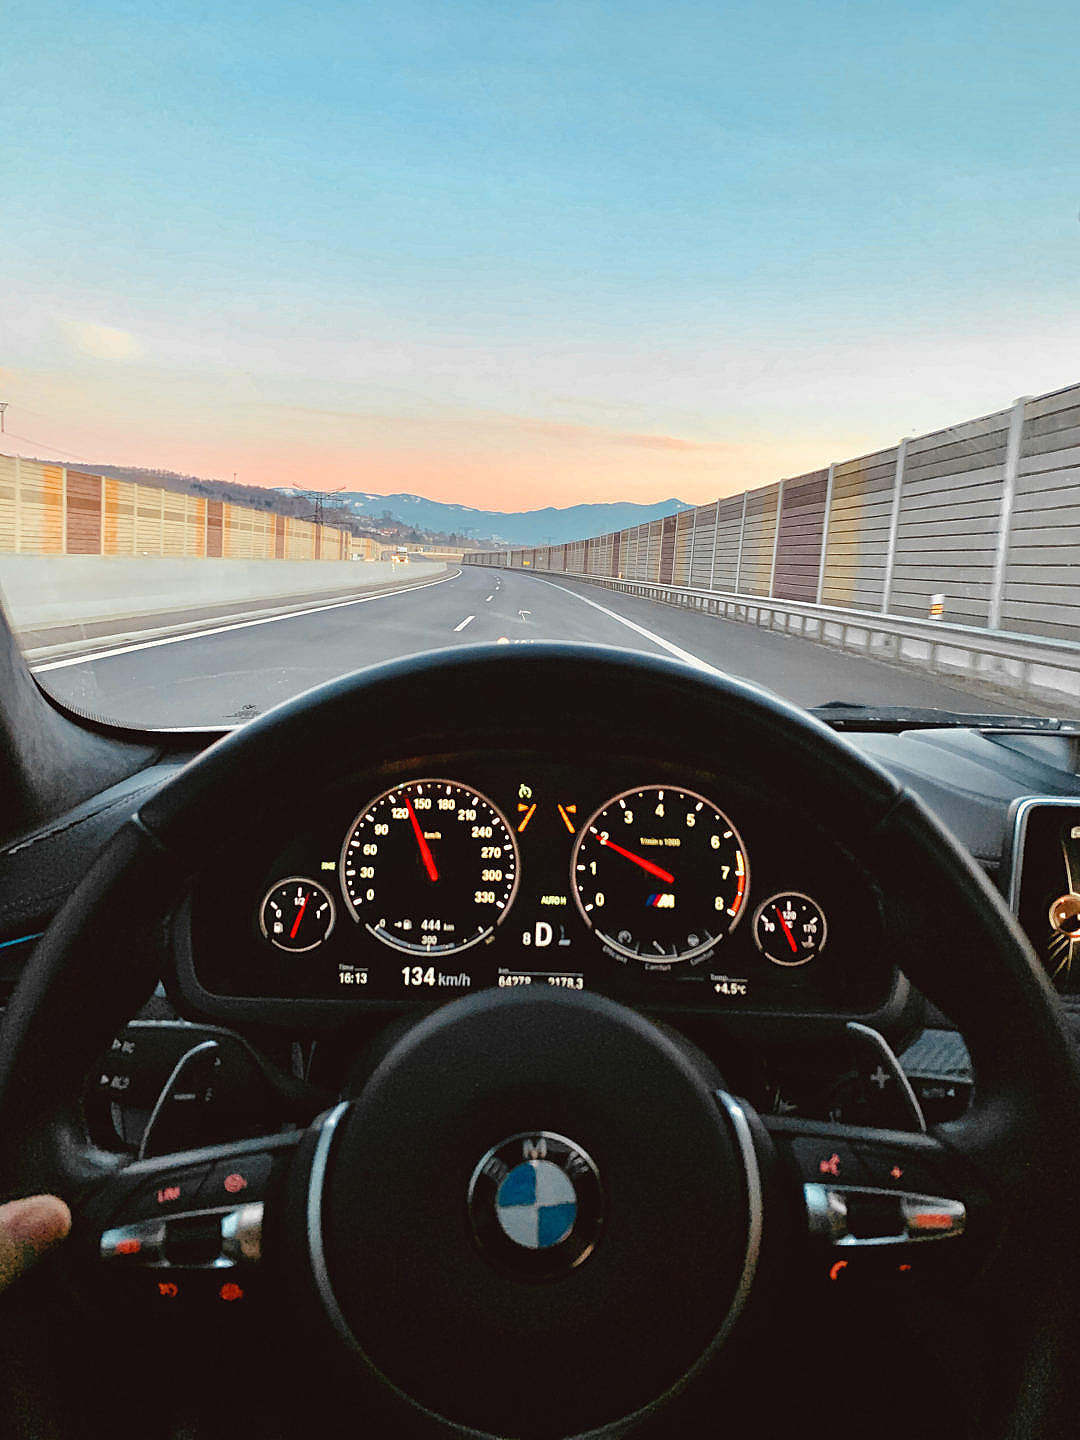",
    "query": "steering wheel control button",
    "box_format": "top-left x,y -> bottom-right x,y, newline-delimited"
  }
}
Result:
198,1153 -> 273,1208
803,1182 -> 849,1244
852,1145 -> 943,1195
804,1184 -> 967,1249
221,1202 -> 264,1264
468,1132 -> 603,1279
902,1197 -> 966,1240
100,1220 -> 166,1263
134,1268 -> 259,1313
127,1164 -> 211,1219
788,1138 -> 866,1186
98,1203 -> 267,1328
150,1276 -> 186,1305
